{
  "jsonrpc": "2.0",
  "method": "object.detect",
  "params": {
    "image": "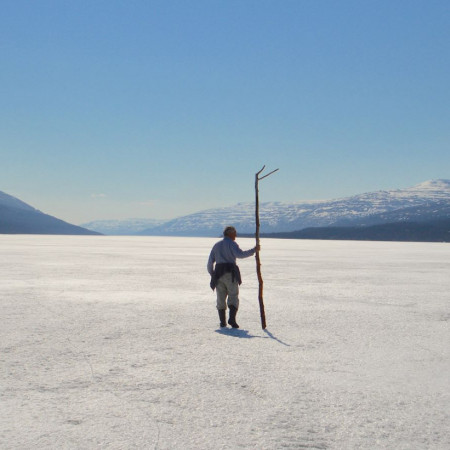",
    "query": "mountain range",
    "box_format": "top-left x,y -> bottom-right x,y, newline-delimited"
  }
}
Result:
127,179 -> 450,238
80,218 -> 166,236
0,191 -> 100,235
2,180 -> 450,240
